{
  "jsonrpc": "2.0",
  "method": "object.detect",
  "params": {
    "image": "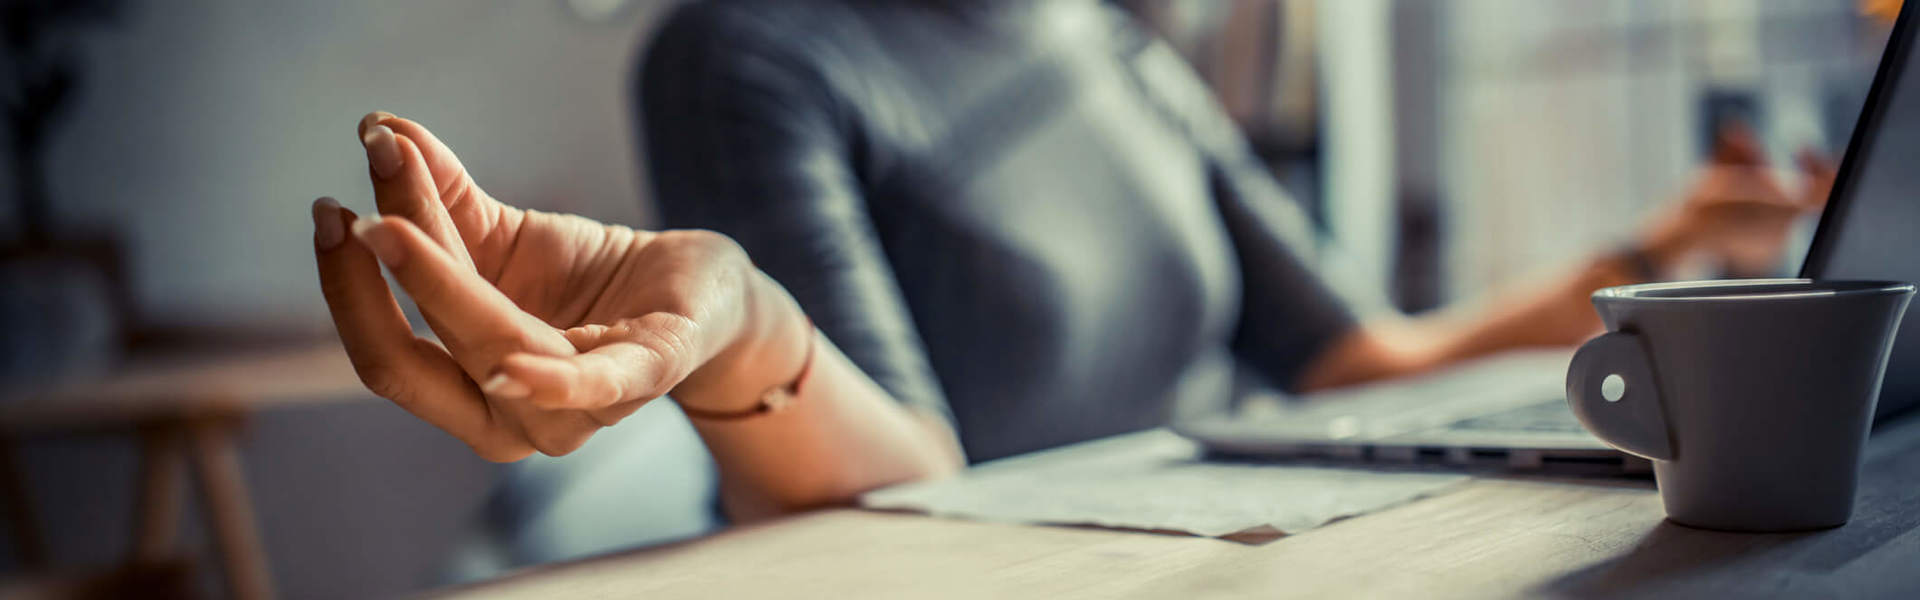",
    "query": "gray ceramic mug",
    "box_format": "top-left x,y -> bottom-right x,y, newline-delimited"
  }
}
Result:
1566,279 -> 1914,532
